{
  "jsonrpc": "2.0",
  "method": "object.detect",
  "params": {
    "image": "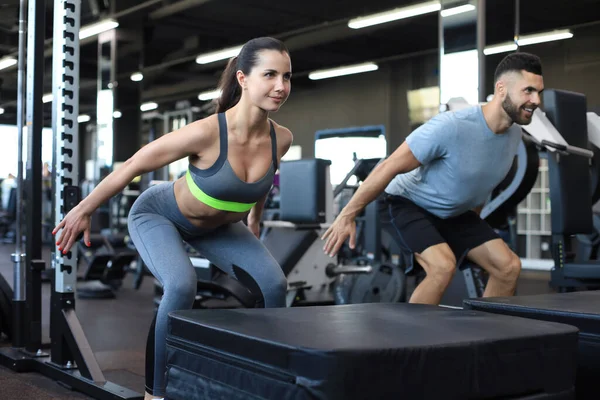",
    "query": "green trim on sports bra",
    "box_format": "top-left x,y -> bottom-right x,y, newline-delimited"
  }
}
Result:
185,170 -> 256,212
